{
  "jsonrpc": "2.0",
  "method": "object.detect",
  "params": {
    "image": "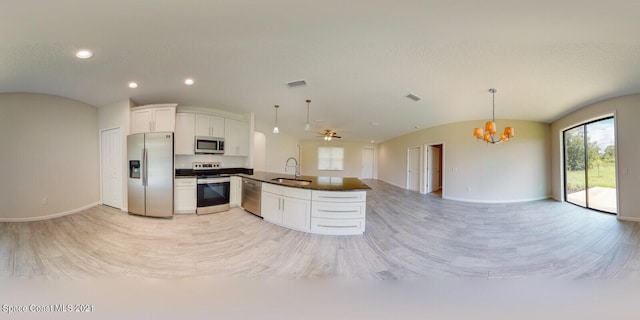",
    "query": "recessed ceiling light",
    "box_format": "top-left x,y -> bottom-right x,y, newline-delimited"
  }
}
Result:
184,78 -> 195,85
75,49 -> 94,59
370,140 -> 375,143
128,82 -> 138,89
